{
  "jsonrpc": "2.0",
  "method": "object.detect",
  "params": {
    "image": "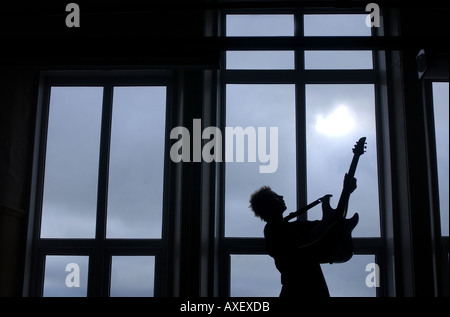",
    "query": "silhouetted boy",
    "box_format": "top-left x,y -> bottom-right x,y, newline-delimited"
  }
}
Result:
249,176 -> 356,297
